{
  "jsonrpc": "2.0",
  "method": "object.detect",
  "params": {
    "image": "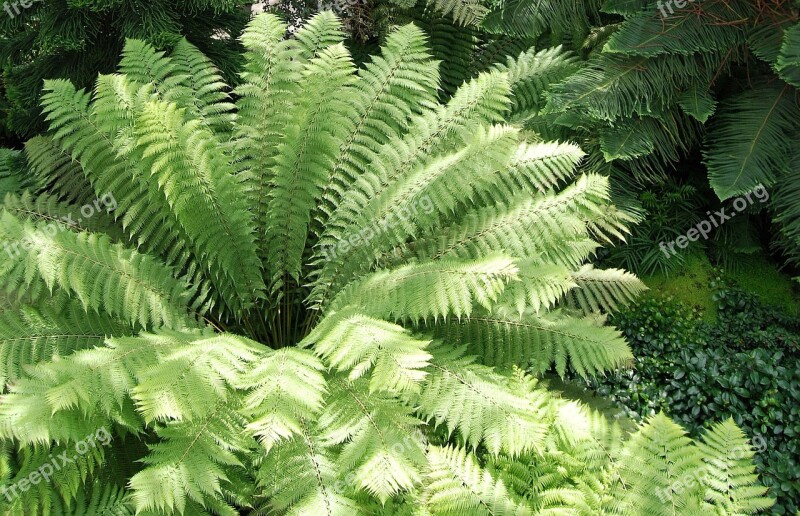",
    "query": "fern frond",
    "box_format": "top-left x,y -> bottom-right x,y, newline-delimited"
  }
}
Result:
618,413 -> 706,515
1,441 -> 108,515
417,344 -> 551,456
50,482 -> 134,515
319,377 -> 427,502
698,418 -> 775,513
49,482 -> 134,516
129,400 -> 256,515
329,255 -> 519,322
483,0 -> 602,40
412,174 -> 609,266
237,348 -> 327,452
0,330 -> 213,445
131,334 -> 262,424
546,53 -> 708,121
493,46 -> 581,122
777,22 -> 800,87
135,98 -> 265,311
41,78 -> 211,311
424,0 -> 489,26
0,211 -> 193,330
315,23 -> 440,228
263,43 -> 356,290
1,190 -> 117,237
317,69 -> 512,250
303,307 -> 432,394
23,135 -> 92,205
293,11 -> 346,61
0,299 -> 130,387
257,424 -> 361,516
118,39 -> 185,97
430,311 -> 632,376
234,14 -> 301,264
603,1 -> 750,57
420,445 -> 533,514
170,38 -> 236,132
0,148 -> 35,197
564,264 -> 647,314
